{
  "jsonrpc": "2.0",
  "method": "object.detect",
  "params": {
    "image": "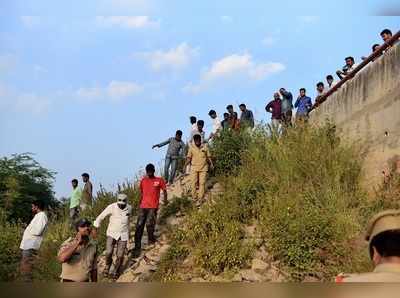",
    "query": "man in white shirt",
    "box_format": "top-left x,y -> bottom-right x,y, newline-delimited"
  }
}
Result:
19,200 -> 48,282
336,56 -> 358,80
208,109 -> 222,141
93,193 -> 132,279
